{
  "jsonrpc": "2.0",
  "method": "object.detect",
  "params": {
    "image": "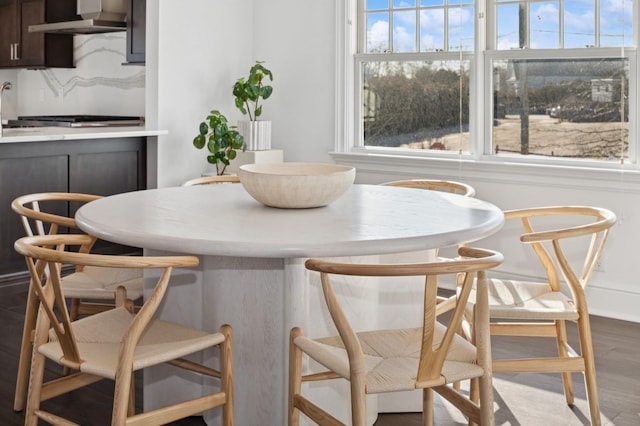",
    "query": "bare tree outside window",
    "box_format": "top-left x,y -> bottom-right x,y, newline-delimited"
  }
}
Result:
362,61 -> 470,152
